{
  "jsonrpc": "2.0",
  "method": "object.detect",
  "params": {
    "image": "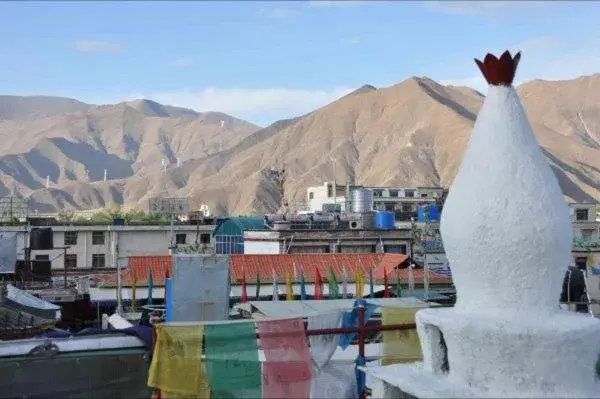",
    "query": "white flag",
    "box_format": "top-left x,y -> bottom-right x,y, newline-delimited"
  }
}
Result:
272,268 -> 279,301
341,266 -> 349,299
